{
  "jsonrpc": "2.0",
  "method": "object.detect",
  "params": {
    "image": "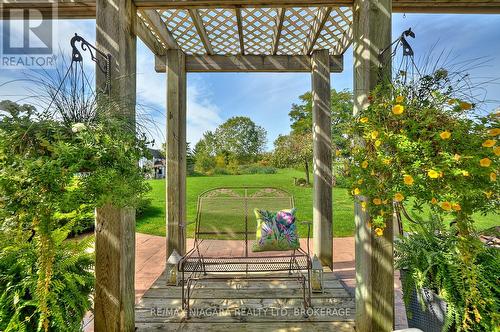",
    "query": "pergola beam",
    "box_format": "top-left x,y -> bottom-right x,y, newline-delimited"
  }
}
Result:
304,7 -> 332,55
189,9 -> 214,55
235,8 -> 245,55
2,0 -> 500,15
165,49 -> 187,259
155,54 -> 343,72
271,8 -> 285,55
135,15 -> 167,55
353,0 -> 394,331
134,0 -> 500,12
311,49 -> 333,269
94,0 -> 137,330
139,9 -> 179,50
